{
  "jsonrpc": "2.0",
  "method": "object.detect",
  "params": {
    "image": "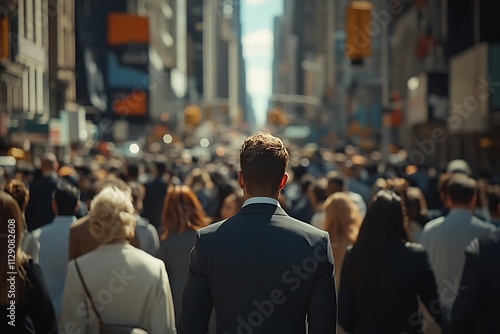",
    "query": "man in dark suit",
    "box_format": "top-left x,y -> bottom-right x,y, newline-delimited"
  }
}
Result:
178,132 -> 337,334
449,230 -> 500,334
25,153 -> 60,231
143,160 -> 169,230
